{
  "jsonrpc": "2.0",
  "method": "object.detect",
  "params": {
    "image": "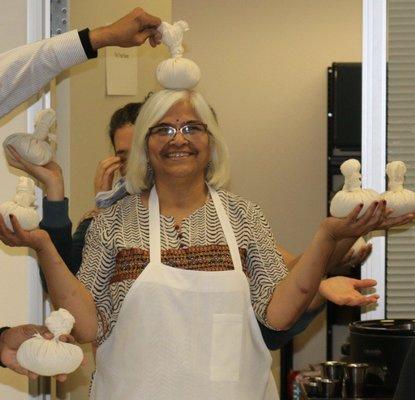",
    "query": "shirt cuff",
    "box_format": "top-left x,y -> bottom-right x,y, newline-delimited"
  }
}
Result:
78,28 -> 98,59
41,197 -> 71,228
50,29 -> 88,70
0,327 -> 10,368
